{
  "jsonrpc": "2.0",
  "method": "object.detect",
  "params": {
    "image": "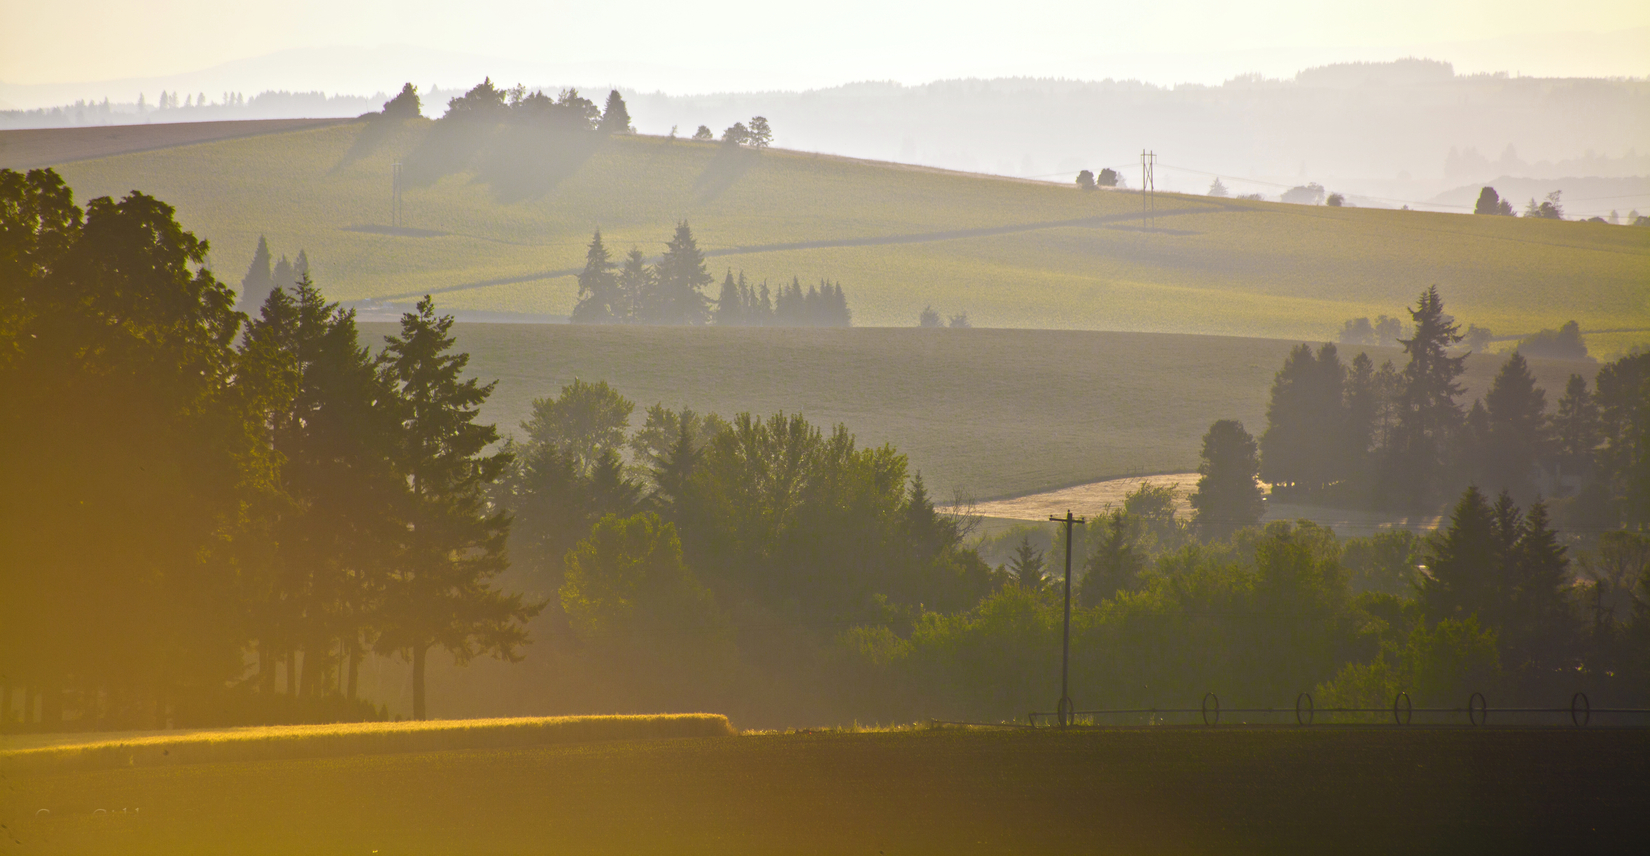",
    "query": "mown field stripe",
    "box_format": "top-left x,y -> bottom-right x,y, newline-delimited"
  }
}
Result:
0,714 -> 736,774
